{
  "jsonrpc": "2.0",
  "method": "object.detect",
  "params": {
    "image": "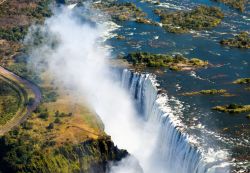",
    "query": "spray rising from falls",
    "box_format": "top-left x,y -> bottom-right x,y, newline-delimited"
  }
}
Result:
26,4 -> 230,173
